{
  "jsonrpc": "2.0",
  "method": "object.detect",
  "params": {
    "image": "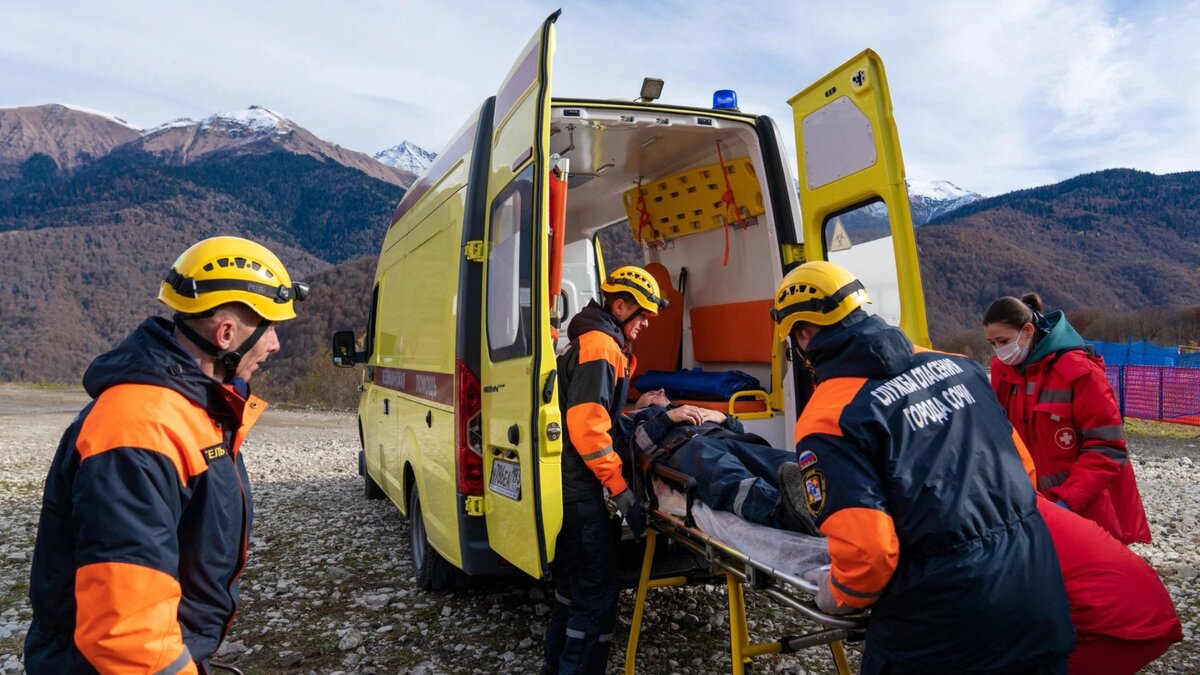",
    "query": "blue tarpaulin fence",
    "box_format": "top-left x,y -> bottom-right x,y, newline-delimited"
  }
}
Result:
1085,339 -> 1200,367
1086,340 -> 1200,426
